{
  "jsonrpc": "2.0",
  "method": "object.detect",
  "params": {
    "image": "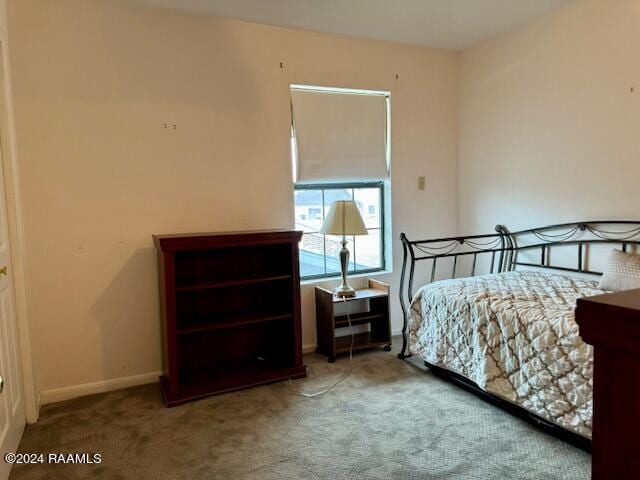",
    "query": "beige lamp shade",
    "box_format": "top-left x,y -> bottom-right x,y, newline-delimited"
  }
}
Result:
320,201 -> 368,236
